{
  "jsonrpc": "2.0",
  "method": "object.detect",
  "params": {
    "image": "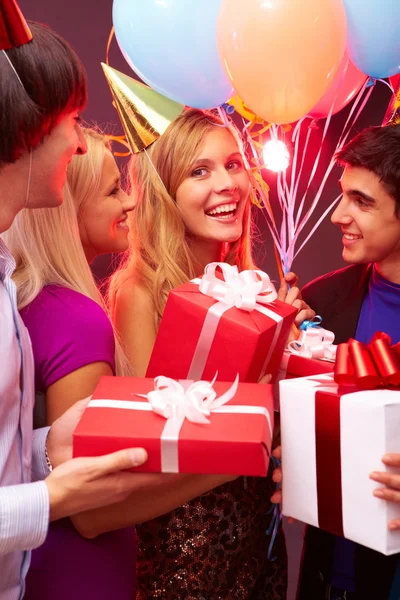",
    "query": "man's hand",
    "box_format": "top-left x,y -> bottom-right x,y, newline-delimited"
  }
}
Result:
46,447 -> 148,522
370,454 -> 400,530
277,272 -> 315,330
44,397 -> 149,522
